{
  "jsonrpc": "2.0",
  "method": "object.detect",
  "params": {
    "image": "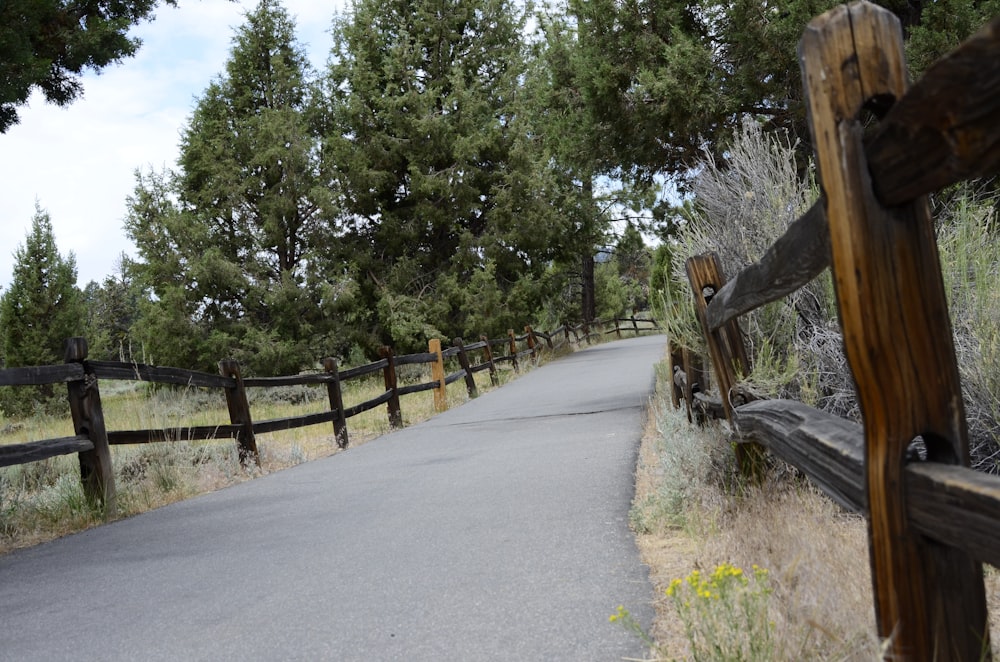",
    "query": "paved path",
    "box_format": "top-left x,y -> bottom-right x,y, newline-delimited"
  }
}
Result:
0,335 -> 665,661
